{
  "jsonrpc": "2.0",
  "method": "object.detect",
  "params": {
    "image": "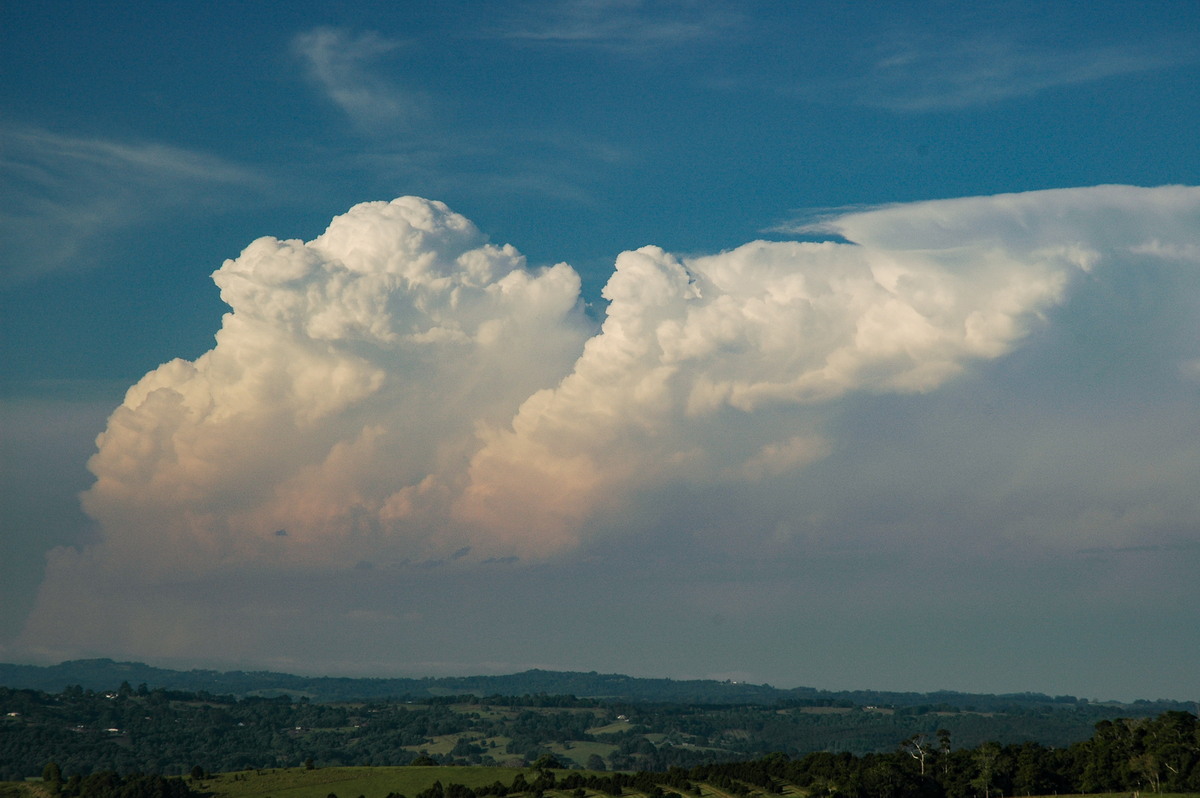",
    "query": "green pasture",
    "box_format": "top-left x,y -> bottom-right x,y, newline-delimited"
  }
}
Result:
196,769 -> 1200,798
3,774 -> 1200,798
544,741 -> 617,768
451,706 -> 517,721
404,735 -> 467,756
199,766 -> 528,798
1040,795 -> 1200,798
